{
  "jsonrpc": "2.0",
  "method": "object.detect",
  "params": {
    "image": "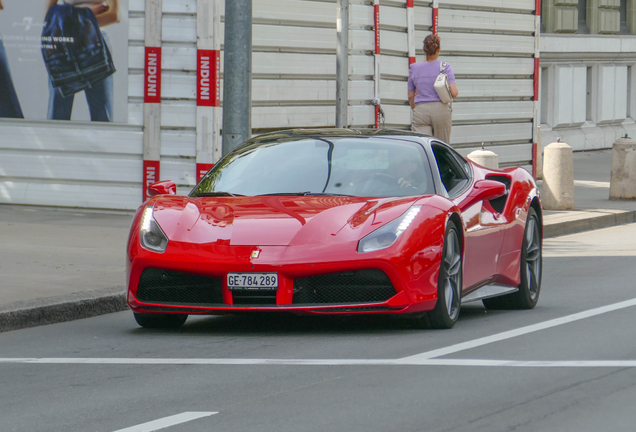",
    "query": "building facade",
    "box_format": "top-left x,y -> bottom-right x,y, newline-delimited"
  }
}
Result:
540,0 -> 636,150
